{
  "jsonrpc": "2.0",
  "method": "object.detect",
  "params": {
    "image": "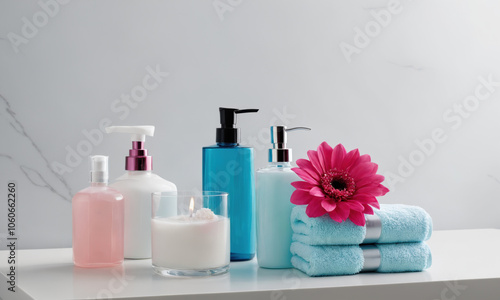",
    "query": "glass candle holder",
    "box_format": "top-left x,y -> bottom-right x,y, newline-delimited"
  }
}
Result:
151,191 -> 230,277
